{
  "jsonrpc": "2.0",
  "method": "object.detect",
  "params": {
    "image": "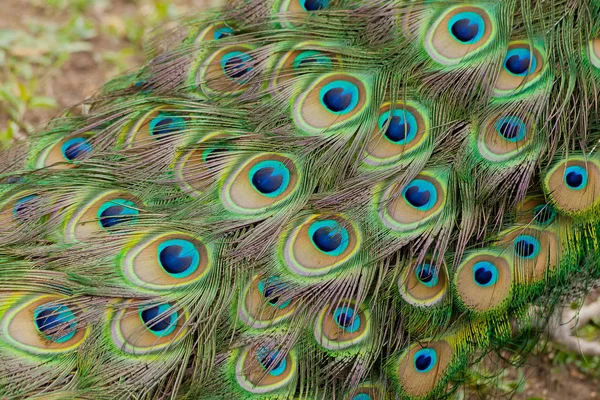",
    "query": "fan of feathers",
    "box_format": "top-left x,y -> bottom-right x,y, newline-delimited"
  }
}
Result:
1,0 -> 600,398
